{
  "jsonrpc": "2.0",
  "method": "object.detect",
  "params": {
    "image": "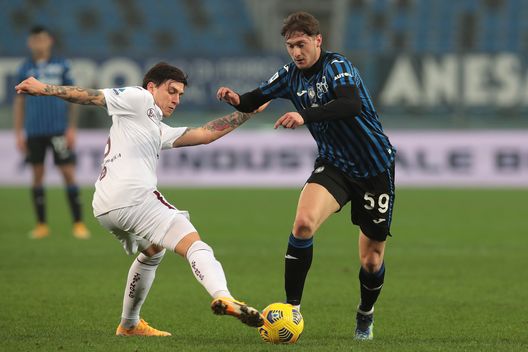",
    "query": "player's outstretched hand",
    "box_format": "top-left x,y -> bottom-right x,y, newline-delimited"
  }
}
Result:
15,77 -> 47,96
274,112 -> 305,129
217,87 -> 241,106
